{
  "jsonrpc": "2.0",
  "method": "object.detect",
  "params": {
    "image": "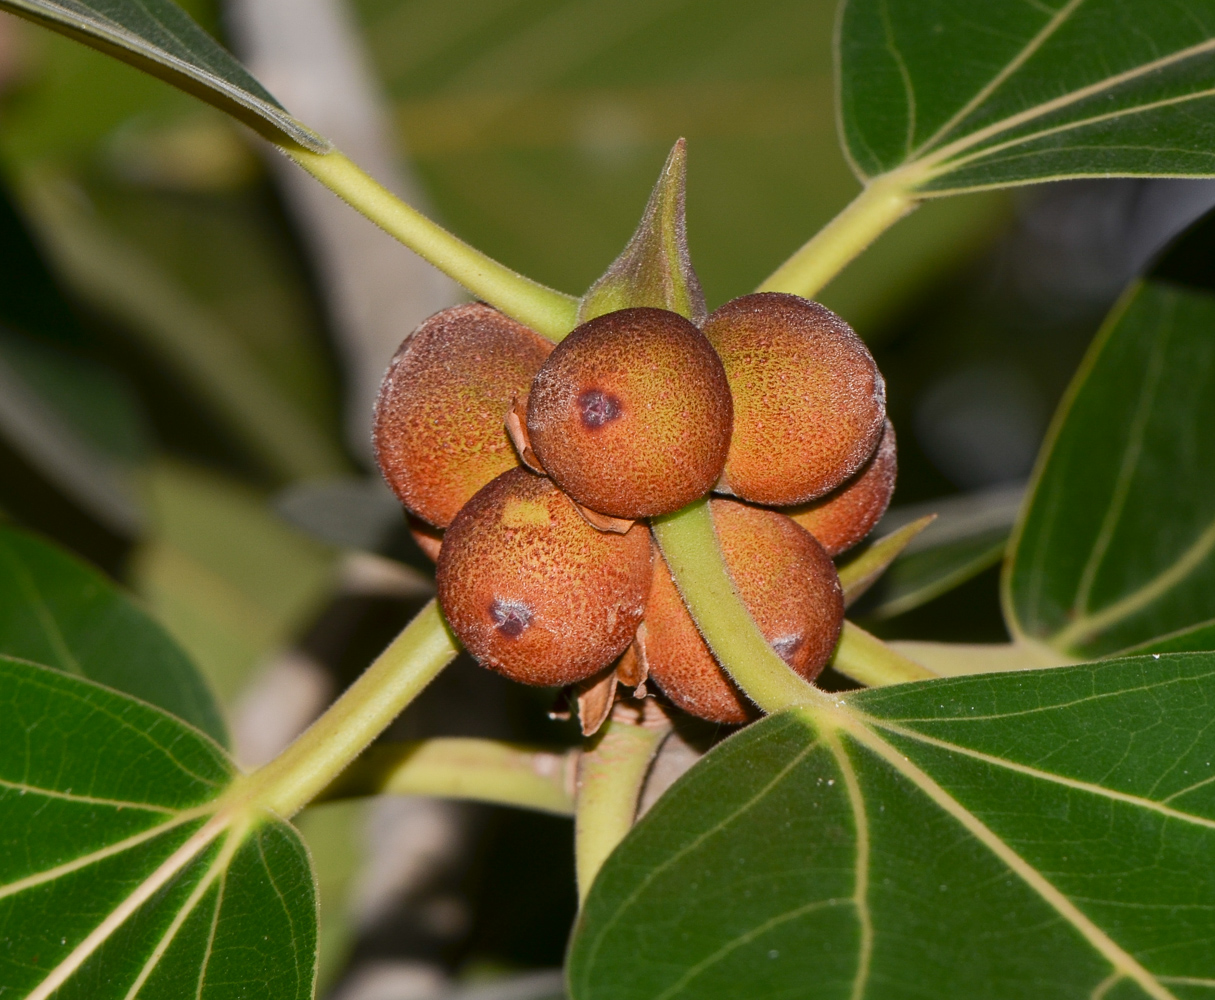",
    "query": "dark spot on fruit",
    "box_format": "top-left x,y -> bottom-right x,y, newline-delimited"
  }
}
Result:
578,389 -> 622,429
490,598 -> 533,637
